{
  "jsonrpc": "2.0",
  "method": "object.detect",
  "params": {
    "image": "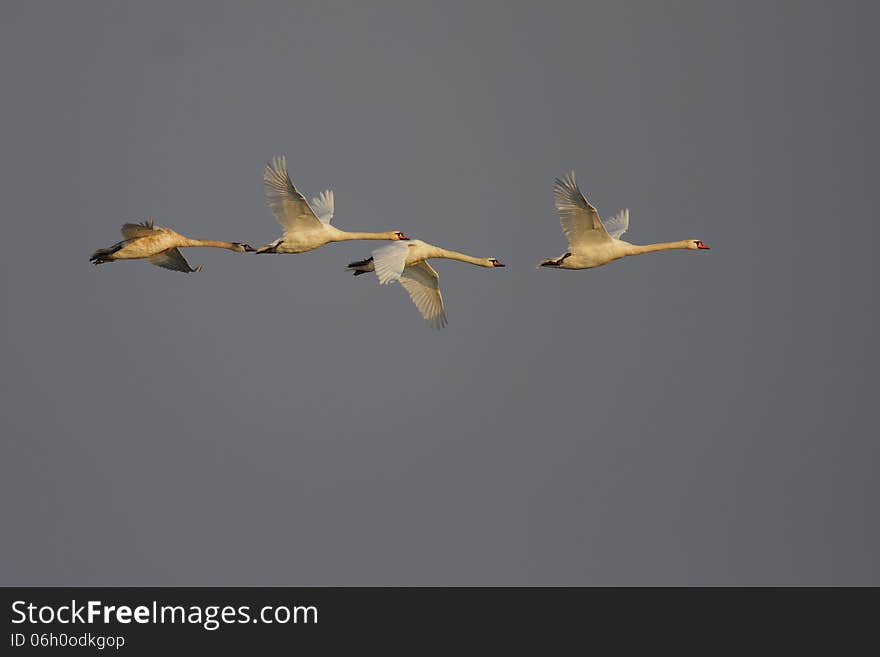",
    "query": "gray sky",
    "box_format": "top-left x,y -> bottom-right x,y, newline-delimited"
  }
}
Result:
2,1 -> 877,585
